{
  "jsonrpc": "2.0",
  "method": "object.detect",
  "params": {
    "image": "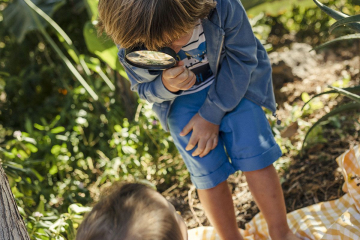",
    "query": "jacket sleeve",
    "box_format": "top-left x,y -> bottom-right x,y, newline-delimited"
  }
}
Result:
117,48 -> 182,103
198,0 -> 259,125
